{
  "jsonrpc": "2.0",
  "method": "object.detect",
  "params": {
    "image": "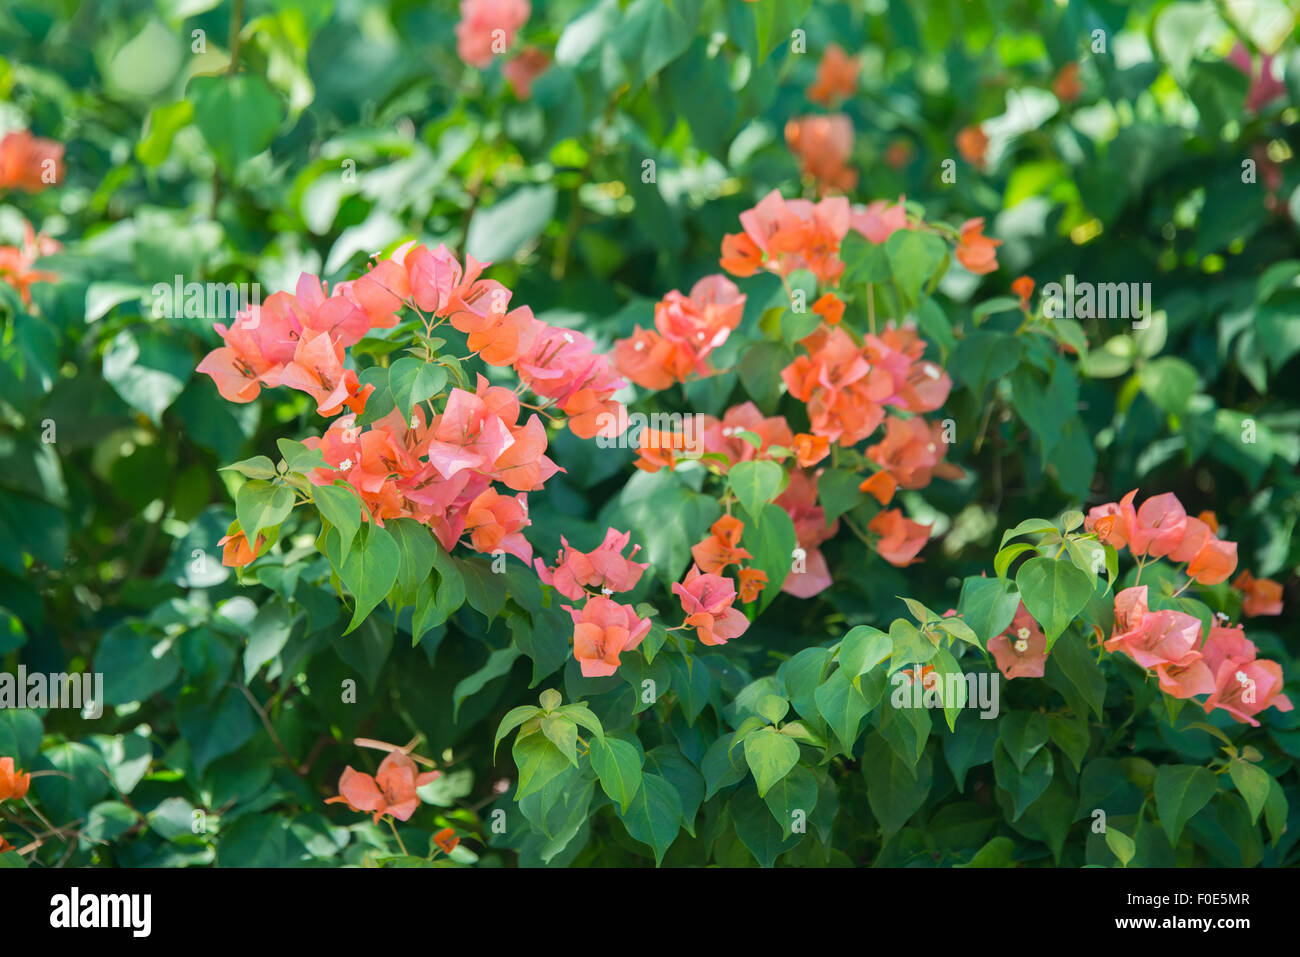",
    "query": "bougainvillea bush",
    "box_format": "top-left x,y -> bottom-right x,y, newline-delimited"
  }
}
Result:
2,0 -> 1298,869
